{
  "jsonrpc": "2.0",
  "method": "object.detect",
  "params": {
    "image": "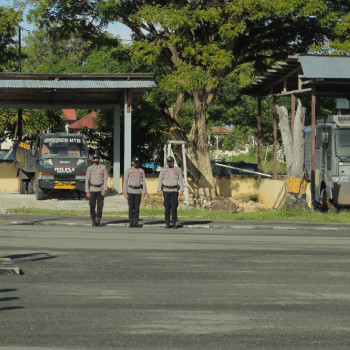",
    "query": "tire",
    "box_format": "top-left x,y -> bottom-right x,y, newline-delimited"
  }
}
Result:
34,185 -> 45,200
320,188 -> 337,213
27,180 -> 34,194
19,180 -> 26,194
